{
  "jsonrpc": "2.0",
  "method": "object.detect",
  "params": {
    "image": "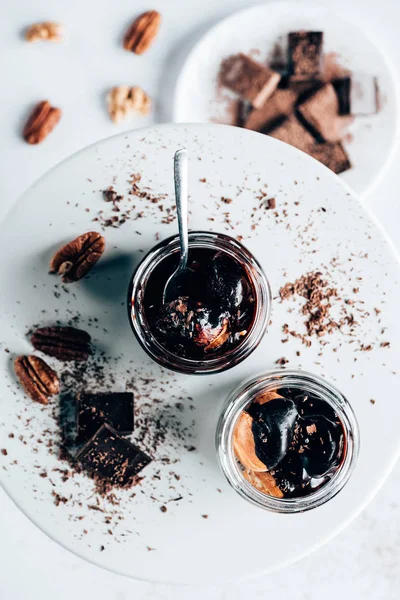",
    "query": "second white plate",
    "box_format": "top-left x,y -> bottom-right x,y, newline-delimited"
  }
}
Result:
174,1 -> 399,196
